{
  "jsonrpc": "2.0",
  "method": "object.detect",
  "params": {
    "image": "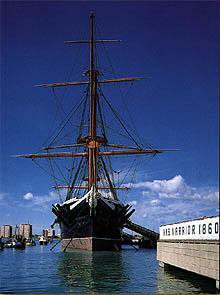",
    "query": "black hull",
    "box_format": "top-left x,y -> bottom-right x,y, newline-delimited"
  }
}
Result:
53,195 -> 134,251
